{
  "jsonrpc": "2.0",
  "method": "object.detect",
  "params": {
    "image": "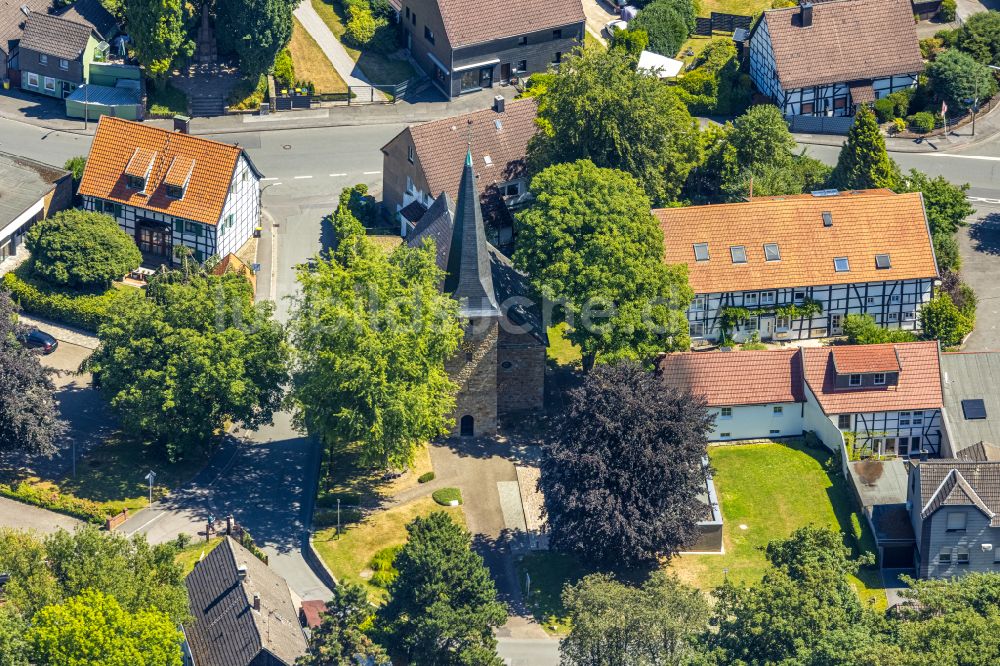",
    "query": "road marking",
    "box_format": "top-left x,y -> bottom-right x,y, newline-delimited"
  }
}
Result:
363,170 -> 381,175
929,154 -> 1000,162
329,173 -> 347,177
262,177 -> 278,181
968,196 -> 1000,204
125,510 -> 167,536
294,175 -> 313,179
